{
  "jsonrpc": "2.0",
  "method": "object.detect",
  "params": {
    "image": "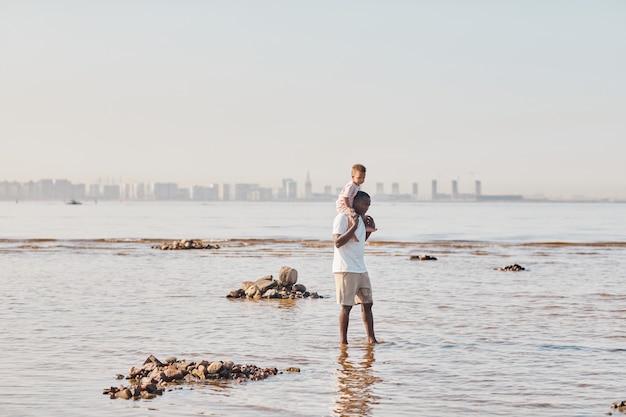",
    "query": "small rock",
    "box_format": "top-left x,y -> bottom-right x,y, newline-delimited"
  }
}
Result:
207,361 -> 223,374
410,254 -> 437,261
495,264 -> 525,271
115,388 -> 132,399
277,266 -> 298,286
245,285 -> 261,299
